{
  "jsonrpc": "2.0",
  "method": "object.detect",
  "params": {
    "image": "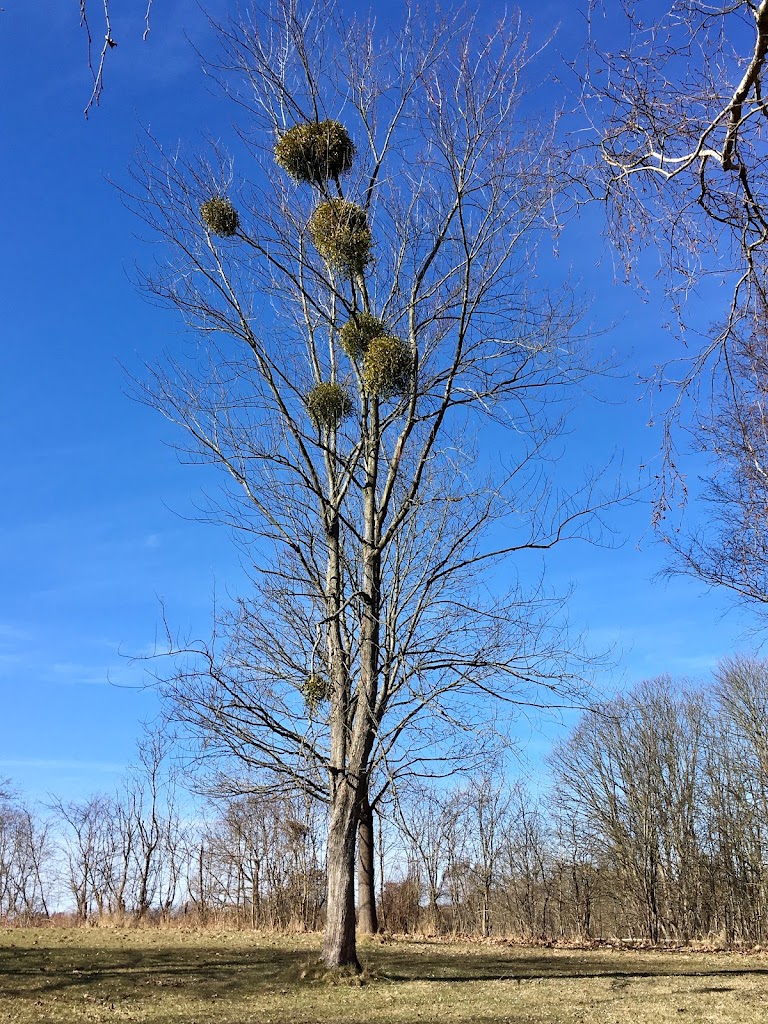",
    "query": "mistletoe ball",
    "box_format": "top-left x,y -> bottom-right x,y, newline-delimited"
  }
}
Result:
339,312 -> 386,360
362,335 -> 413,399
199,197 -> 240,237
275,120 -> 355,185
306,381 -> 354,429
309,199 -> 372,276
